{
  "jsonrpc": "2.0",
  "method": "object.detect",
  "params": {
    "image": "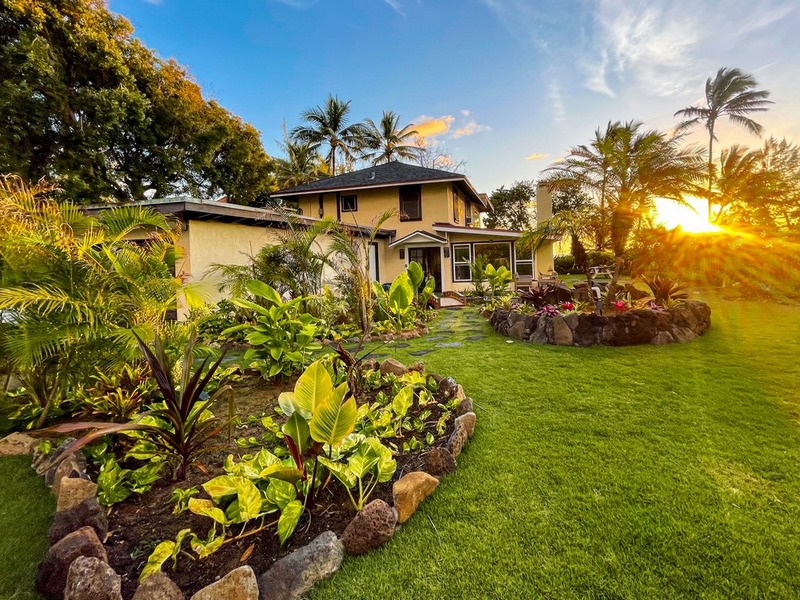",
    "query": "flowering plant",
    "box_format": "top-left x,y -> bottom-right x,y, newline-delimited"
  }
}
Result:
536,304 -> 560,317
612,300 -> 628,313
